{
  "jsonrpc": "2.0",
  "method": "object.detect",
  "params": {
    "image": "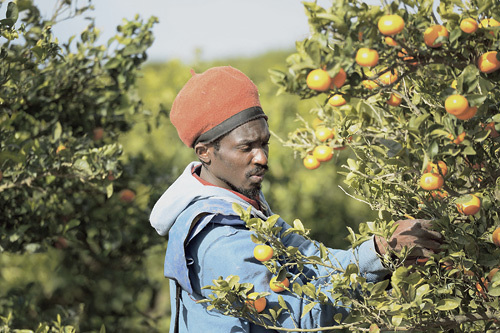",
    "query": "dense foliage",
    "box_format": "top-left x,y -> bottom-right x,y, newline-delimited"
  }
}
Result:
203,0 -> 500,331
